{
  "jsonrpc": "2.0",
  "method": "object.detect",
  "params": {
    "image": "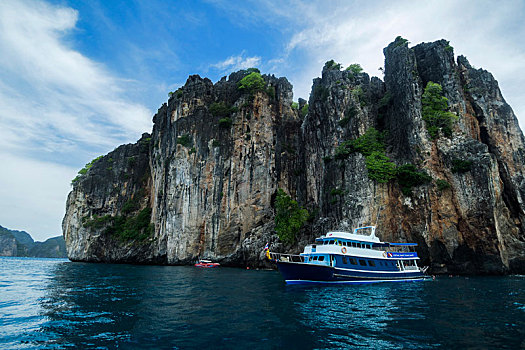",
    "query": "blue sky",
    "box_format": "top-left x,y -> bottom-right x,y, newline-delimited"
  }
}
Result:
1,0 -> 524,241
